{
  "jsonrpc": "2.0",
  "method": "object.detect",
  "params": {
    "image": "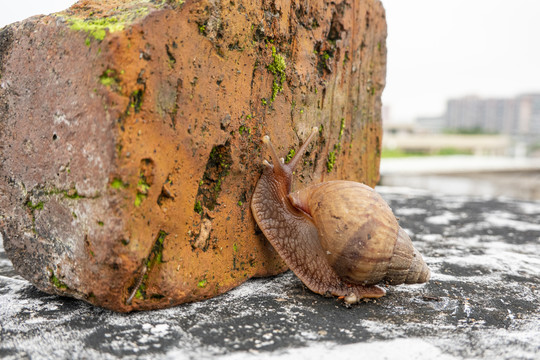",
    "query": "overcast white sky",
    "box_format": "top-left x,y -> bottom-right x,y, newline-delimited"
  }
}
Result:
382,0 -> 540,122
2,0 -> 540,123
